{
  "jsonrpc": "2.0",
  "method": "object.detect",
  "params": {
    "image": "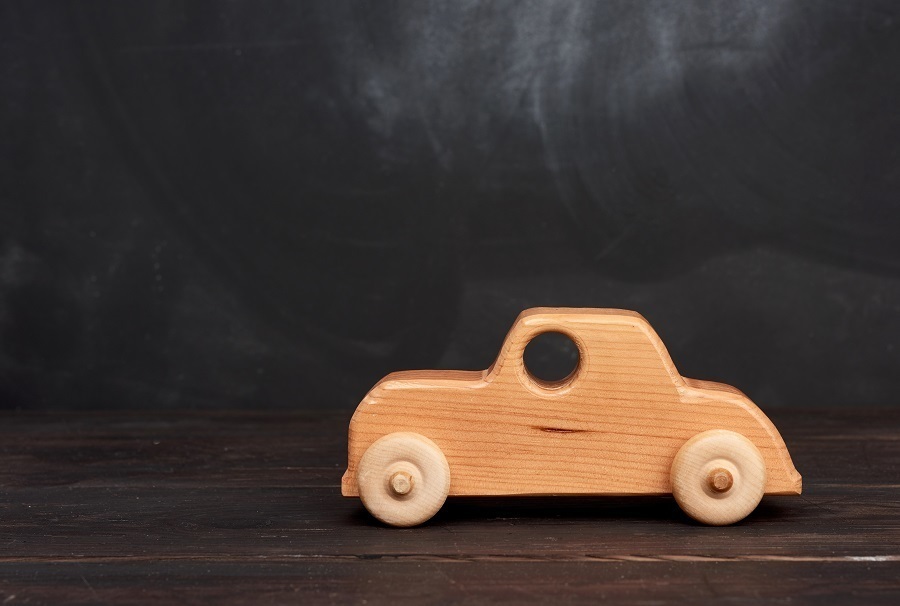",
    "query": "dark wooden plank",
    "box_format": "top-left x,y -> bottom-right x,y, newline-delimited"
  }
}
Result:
0,412 -> 349,489
0,408 -> 898,604
1,485 -> 898,559
1,561 -> 900,606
